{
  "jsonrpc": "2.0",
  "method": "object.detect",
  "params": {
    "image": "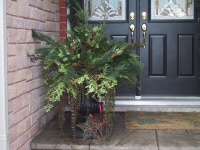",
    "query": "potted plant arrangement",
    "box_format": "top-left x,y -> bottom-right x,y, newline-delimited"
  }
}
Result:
28,2 -> 143,140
